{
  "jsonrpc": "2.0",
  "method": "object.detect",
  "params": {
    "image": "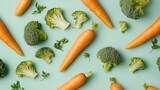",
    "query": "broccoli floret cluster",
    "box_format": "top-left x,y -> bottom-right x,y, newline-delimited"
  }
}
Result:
0,59 -> 8,78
